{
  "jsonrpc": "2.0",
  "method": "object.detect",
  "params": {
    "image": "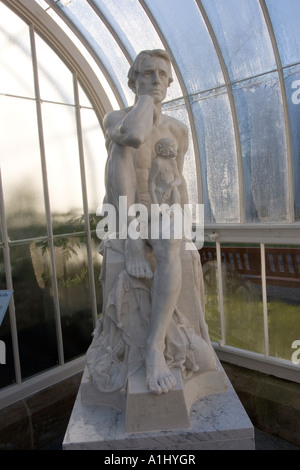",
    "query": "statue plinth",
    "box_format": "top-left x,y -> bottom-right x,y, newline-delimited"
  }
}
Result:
81,361 -> 226,433
63,358 -> 254,450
